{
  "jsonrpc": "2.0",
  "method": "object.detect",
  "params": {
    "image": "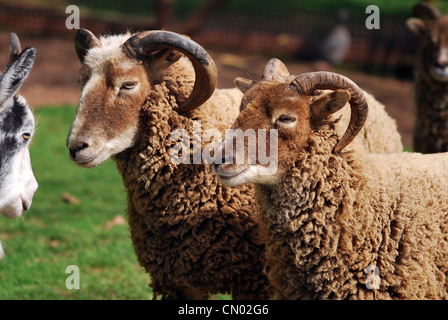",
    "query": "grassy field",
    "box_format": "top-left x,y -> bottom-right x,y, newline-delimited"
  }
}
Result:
0,105 -> 152,299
